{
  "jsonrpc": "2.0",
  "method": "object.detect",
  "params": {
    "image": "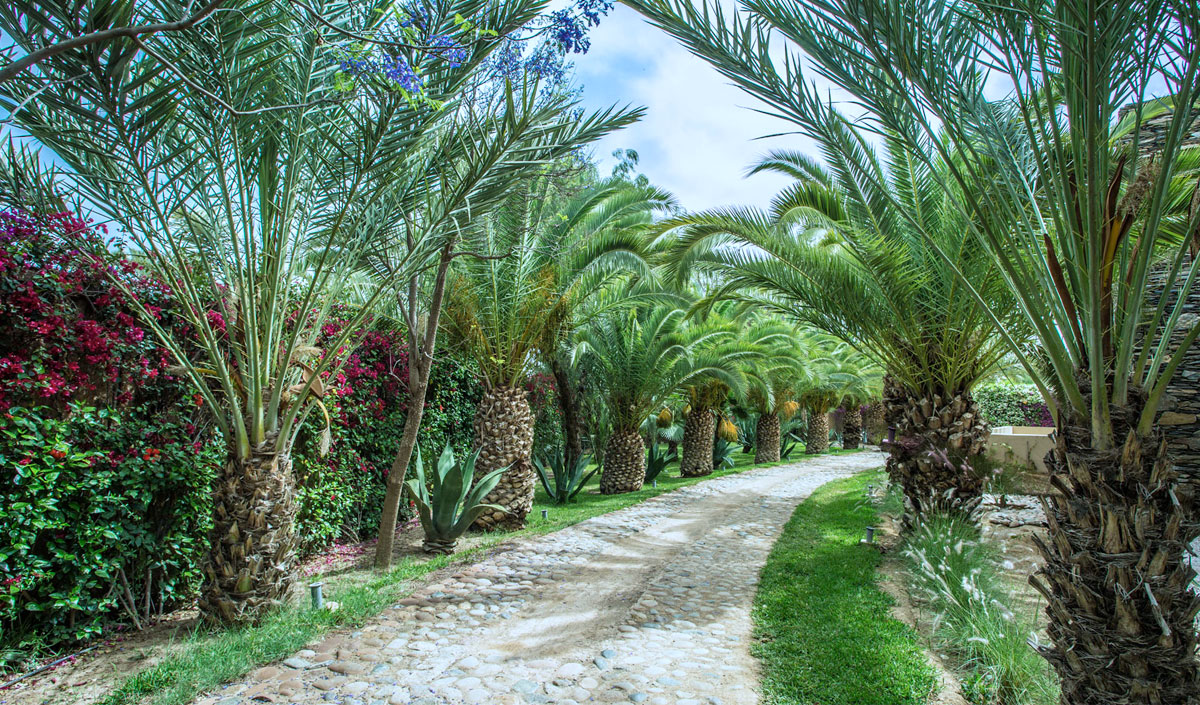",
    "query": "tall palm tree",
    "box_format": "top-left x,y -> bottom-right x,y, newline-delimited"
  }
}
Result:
537,179 -> 677,470
576,304 -> 745,493
443,177 -> 663,528
0,0 -> 556,624
627,0 -> 1200,698
658,128 -> 1017,515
